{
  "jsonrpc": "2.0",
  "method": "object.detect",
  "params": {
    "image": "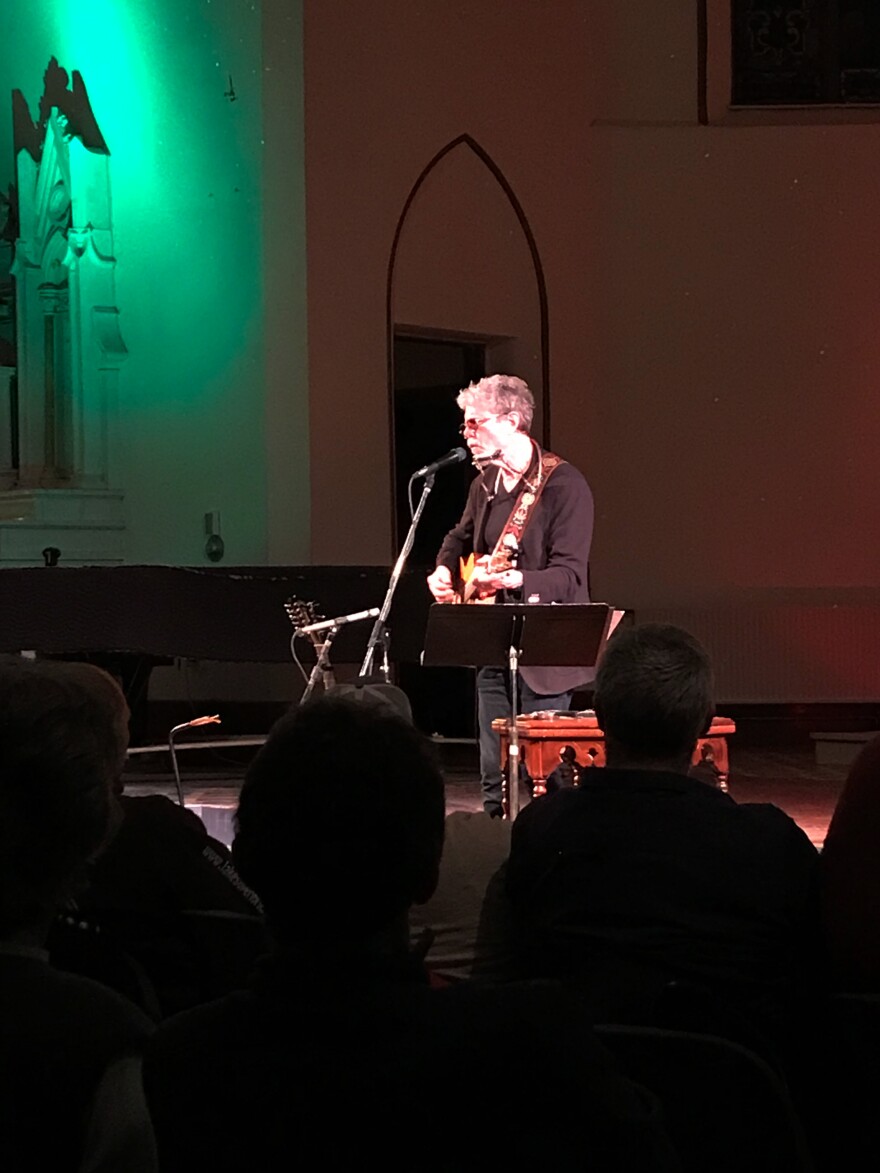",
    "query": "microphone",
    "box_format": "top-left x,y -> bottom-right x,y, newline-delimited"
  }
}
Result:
298,606 -> 381,635
412,447 -> 467,479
